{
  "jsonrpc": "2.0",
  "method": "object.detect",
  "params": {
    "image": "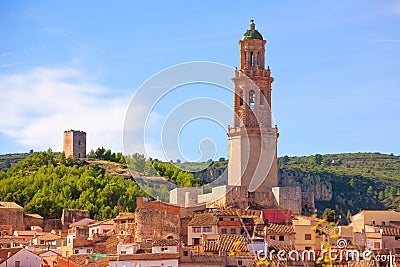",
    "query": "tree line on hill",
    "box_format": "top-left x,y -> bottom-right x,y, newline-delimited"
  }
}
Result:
0,150 -> 147,219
